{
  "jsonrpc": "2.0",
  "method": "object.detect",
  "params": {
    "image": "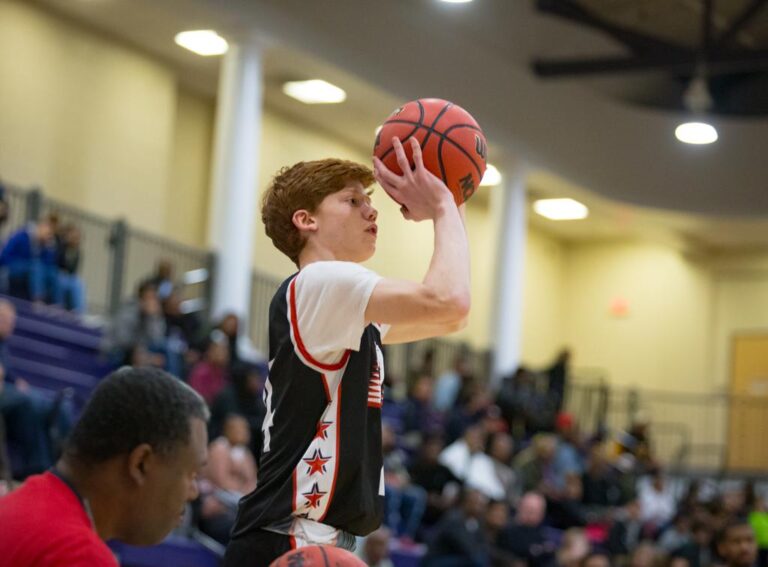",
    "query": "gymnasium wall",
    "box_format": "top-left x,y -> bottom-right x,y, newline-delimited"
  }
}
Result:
5,0 -> 768,397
